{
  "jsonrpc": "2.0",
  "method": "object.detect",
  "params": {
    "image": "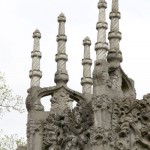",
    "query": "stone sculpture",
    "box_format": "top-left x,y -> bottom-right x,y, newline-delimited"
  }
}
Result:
24,0 -> 150,149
